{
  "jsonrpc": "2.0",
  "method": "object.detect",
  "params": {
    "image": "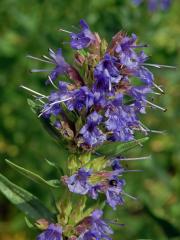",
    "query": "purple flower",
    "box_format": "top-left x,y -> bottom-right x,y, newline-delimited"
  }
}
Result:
67,86 -> 94,112
40,81 -> 71,118
77,210 -> 113,240
89,171 -> 125,209
135,66 -> 154,86
64,168 -> 126,209
28,48 -> 69,83
70,19 -> 95,50
106,175 -> 125,209
128,85 -> 152,113
28,21 -> 169,150
48,48 -> 70,82
105,96 -> 139,142
79,112 -> 106,147
37,224 -> 62,240
111,158 -> 125,172
78,230 -> 99,240
65,168 -> 92,194
93,54 -> 122,93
